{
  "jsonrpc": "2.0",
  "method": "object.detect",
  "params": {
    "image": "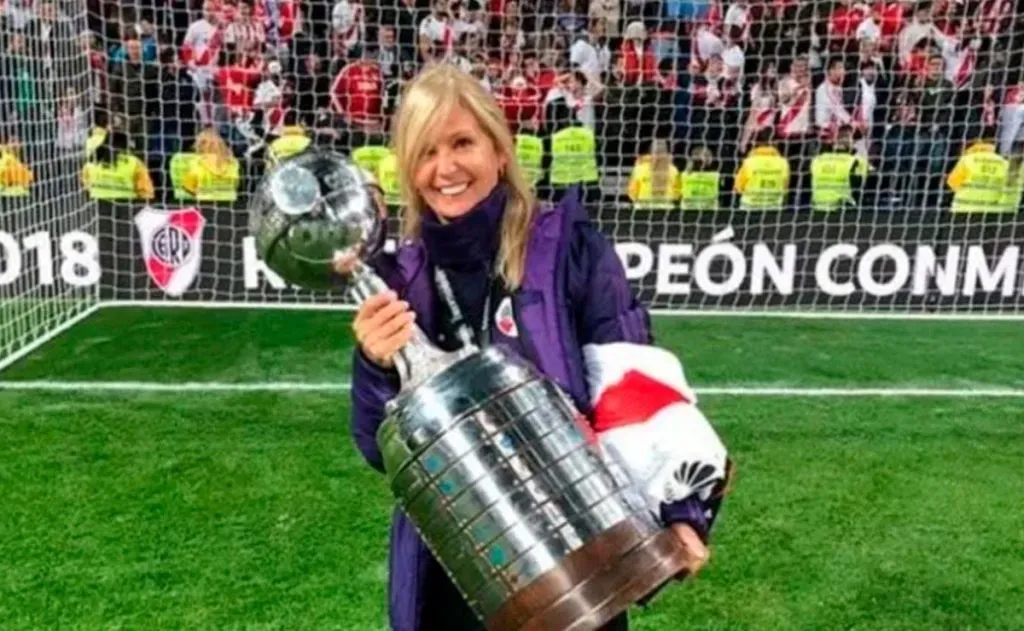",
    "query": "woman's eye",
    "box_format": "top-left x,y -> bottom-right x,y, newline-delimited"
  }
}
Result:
454,137 -> 473,149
